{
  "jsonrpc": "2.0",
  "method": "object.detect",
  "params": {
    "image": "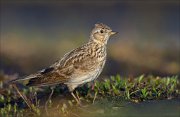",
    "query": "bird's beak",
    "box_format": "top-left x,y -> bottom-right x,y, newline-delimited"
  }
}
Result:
110,31 -> 118,35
